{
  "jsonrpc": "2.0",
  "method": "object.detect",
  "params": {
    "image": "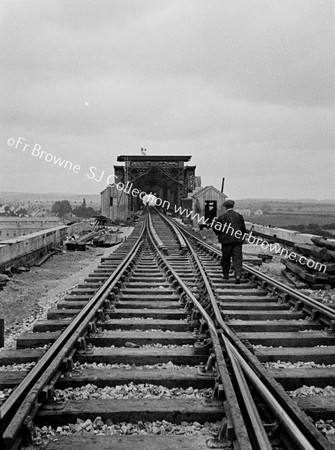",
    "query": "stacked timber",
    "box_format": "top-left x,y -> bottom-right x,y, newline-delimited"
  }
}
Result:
281,237 -> 335,289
